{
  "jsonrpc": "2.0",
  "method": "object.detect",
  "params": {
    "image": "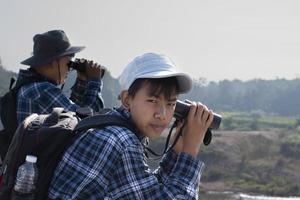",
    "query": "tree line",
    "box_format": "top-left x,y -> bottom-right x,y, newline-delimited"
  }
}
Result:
182,78 -> 300,116
1,59 -> 299,116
